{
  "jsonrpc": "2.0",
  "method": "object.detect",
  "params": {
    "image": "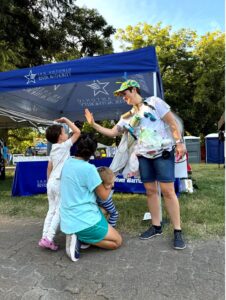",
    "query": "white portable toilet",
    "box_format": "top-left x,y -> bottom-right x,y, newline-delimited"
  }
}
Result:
184,136 -> 201,163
